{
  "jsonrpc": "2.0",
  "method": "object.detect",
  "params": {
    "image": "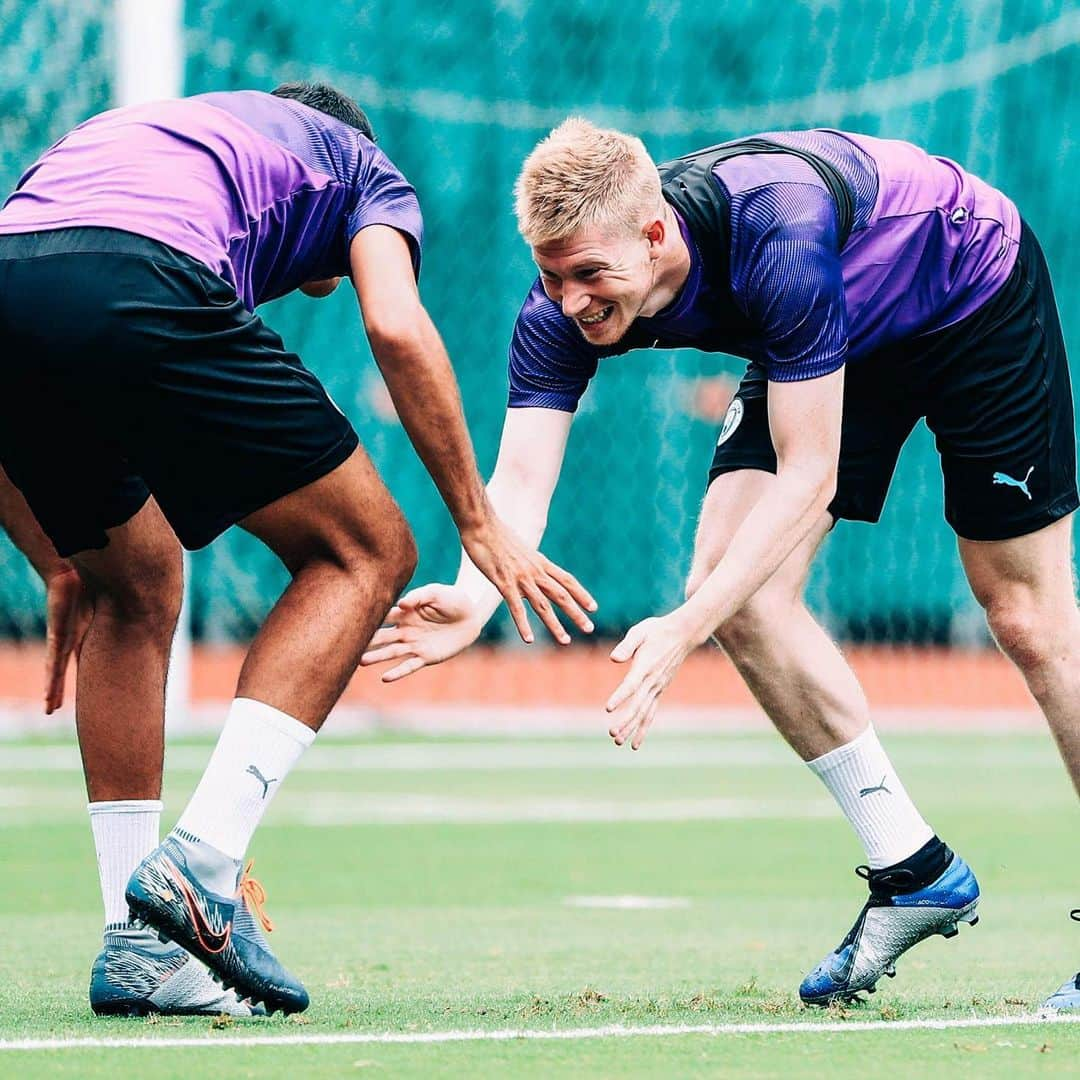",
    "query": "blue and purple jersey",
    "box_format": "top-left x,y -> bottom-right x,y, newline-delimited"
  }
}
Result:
509,129 -> 1020,411
0,91 -> 424,311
